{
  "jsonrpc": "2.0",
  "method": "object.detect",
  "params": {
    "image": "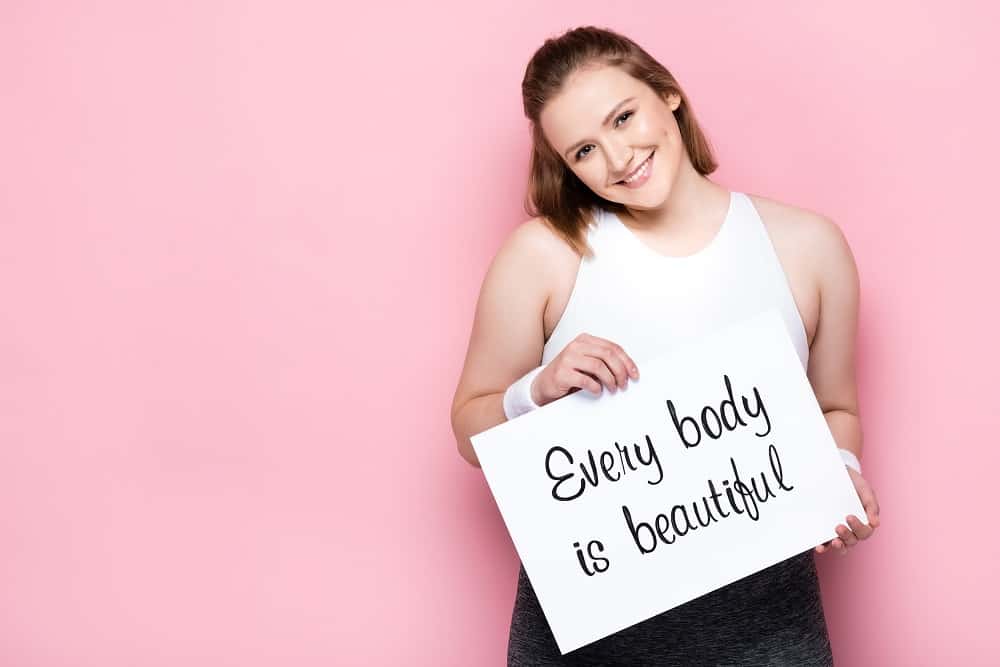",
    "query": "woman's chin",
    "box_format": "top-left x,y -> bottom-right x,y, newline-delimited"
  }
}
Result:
612,181 -> 668,208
